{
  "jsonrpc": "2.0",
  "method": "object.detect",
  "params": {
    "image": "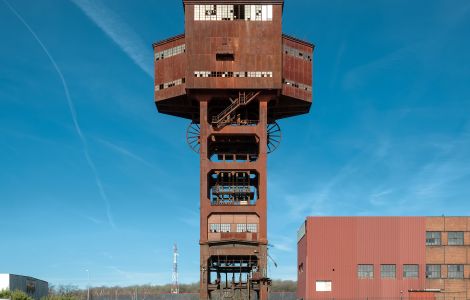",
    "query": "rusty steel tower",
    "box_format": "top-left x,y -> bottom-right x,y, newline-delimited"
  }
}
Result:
153,1 -> 313,299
